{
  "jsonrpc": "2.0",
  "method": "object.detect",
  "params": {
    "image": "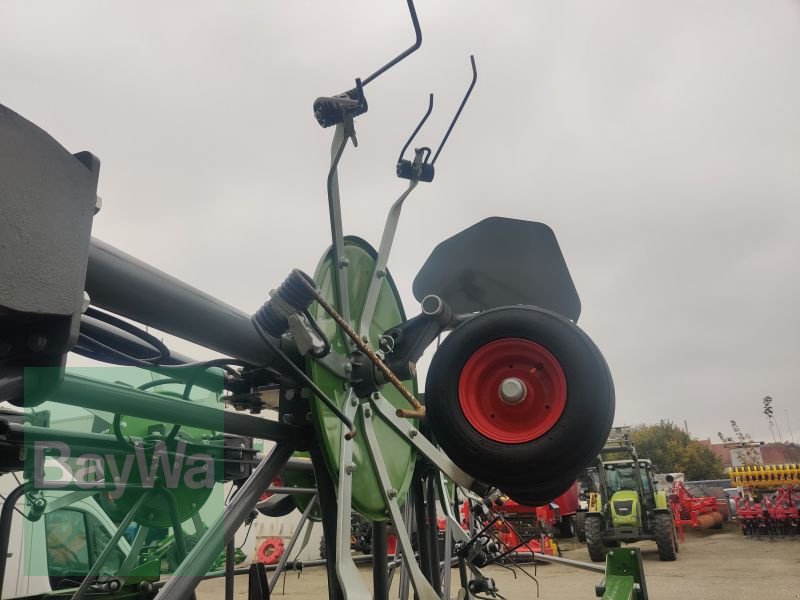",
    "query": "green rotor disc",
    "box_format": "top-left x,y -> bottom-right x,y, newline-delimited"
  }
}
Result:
308,237 -> 417,522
